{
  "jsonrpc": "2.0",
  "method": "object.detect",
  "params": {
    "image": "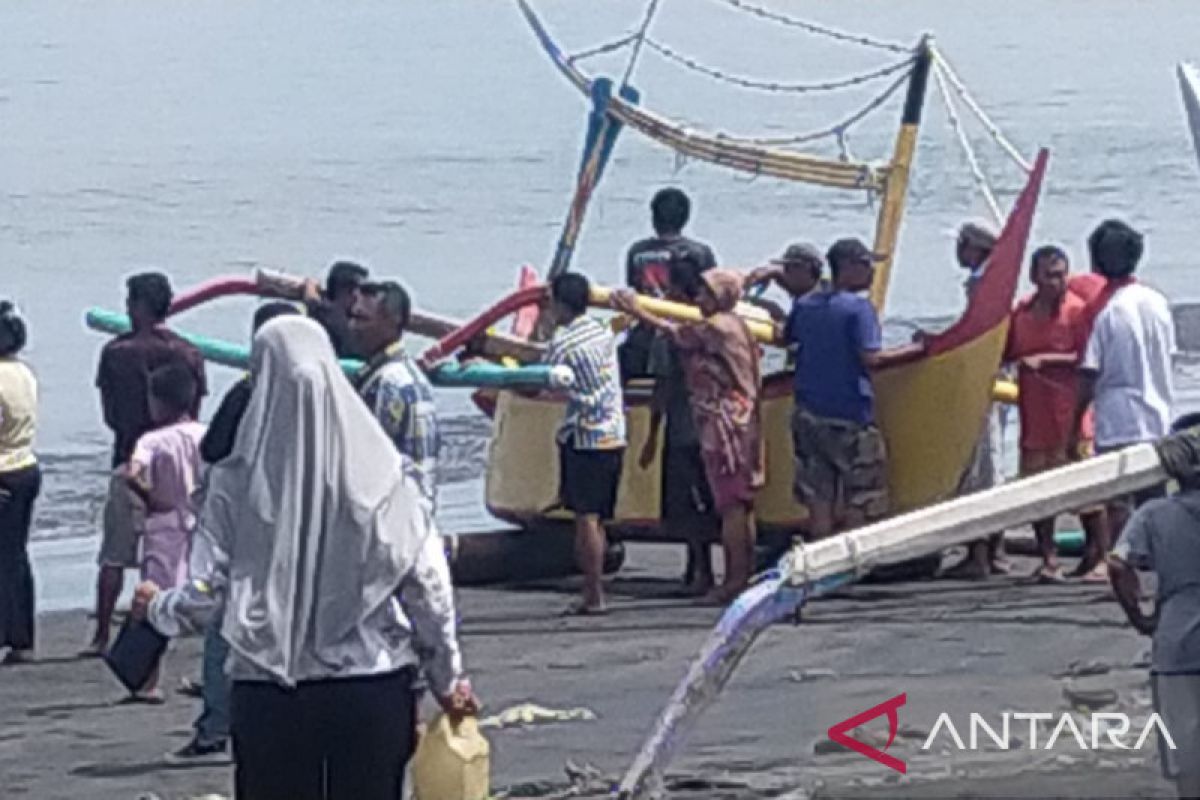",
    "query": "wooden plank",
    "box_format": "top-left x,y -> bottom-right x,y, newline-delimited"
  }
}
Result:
784,444 -> 1164,585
